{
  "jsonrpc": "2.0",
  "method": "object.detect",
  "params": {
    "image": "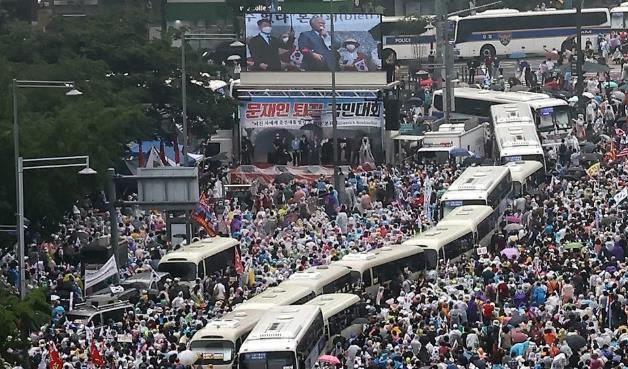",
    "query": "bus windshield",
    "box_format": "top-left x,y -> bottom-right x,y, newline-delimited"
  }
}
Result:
190,340 -> 234,365
239,352 -> 297,369
157,262 -> 197,281
441,199 -> 486,218
536,106 -> 570,132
